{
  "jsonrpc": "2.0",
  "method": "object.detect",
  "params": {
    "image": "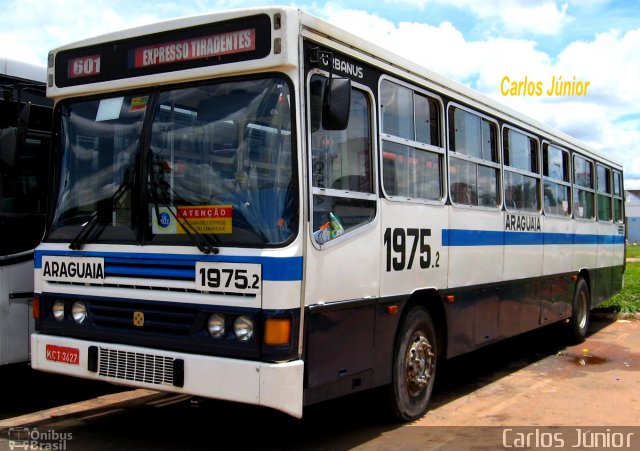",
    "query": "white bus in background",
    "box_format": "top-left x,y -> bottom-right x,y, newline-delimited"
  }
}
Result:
30,7 -> 624,420
0,58 -> 52,365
